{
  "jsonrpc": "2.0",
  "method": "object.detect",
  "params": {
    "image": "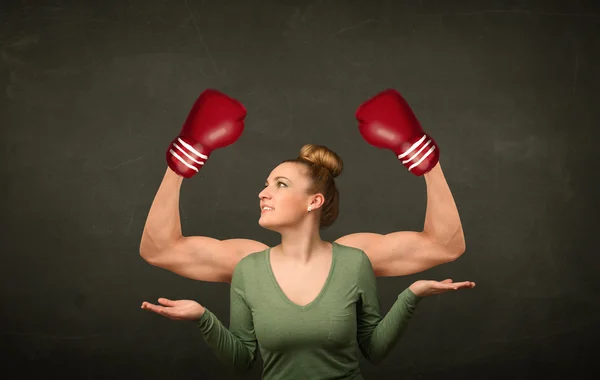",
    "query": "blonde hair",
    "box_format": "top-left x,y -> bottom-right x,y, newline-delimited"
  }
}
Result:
284,144 -> 343,228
